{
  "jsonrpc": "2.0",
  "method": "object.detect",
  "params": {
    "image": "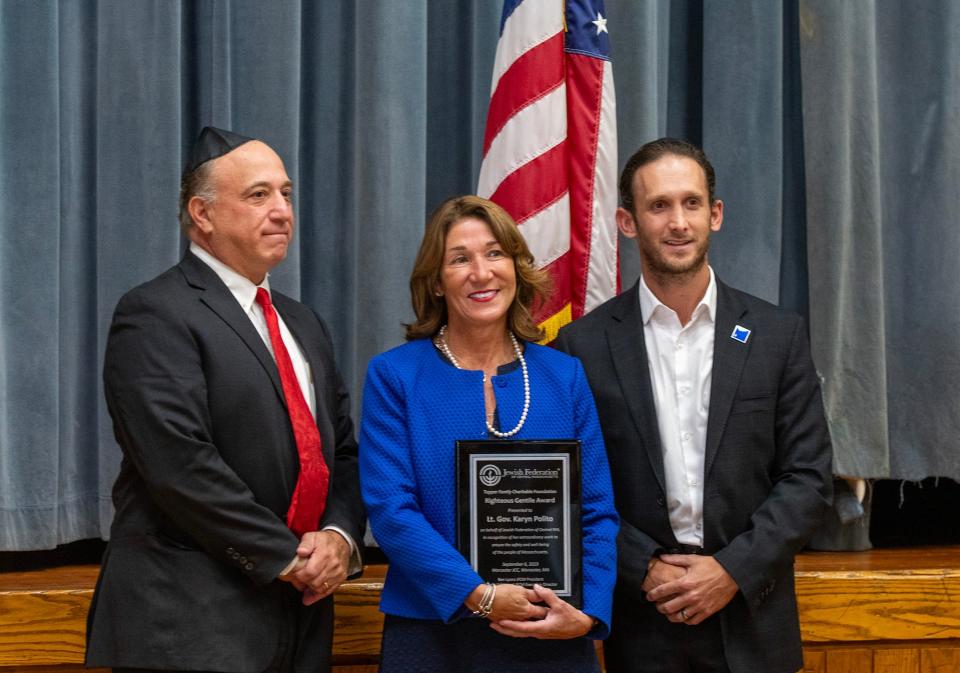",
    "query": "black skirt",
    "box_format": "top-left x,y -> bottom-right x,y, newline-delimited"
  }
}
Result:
378,613 -> 601,673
